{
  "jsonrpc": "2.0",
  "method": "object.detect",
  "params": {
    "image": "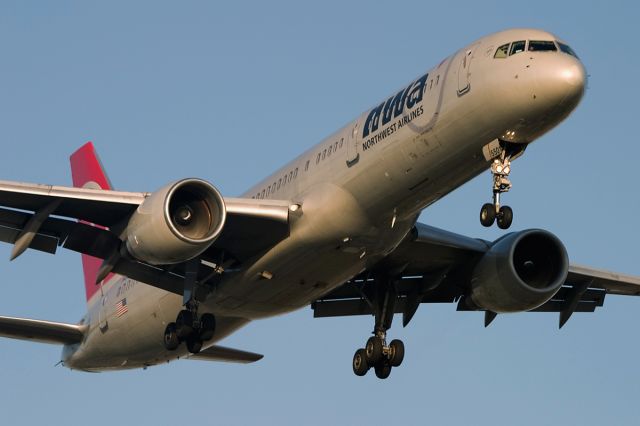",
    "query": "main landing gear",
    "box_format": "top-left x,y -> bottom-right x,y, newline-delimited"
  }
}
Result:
163,302 -> 216,354
352,274 -> 405,379
480,154 -> 513,230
